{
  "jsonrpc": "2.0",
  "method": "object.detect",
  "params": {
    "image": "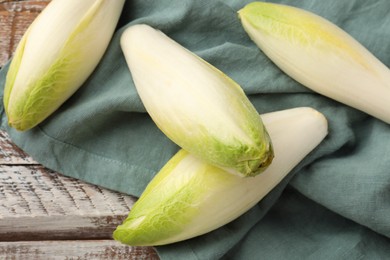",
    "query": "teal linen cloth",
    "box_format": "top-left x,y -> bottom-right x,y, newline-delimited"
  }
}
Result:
1,0 -> 390,259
